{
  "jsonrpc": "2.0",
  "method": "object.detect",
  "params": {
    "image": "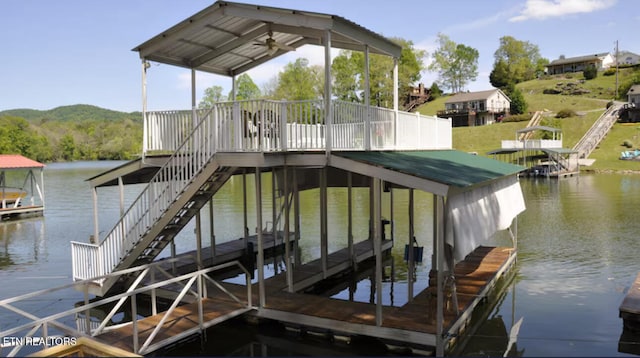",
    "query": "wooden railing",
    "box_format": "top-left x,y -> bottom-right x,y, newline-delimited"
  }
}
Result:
501,139 -> 563,150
